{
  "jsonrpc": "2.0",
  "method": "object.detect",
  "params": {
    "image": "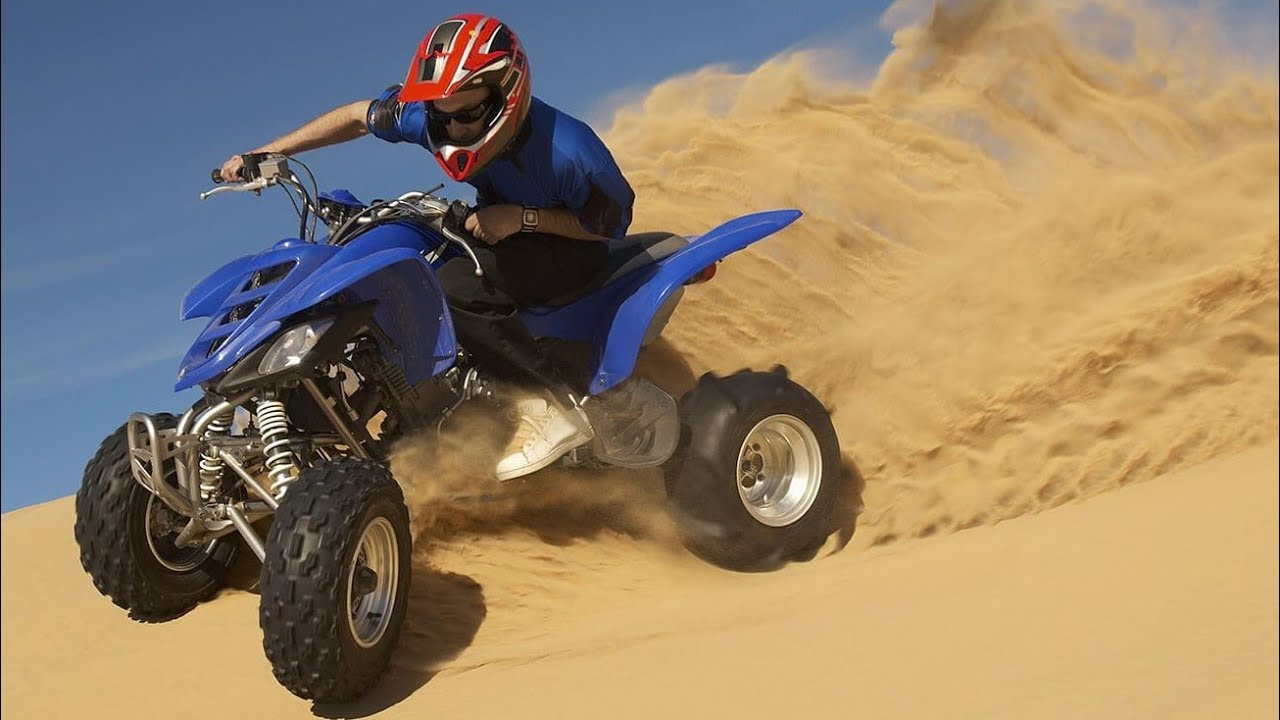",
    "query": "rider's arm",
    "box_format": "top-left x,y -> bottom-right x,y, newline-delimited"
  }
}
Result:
465,204 -> 605,244
250,101 -> 370,156
222,101 -> 369,179
472,132 -> 633,243
366,84 -> 429,145
529,207 -> 608,241
554,126 -> 635,240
